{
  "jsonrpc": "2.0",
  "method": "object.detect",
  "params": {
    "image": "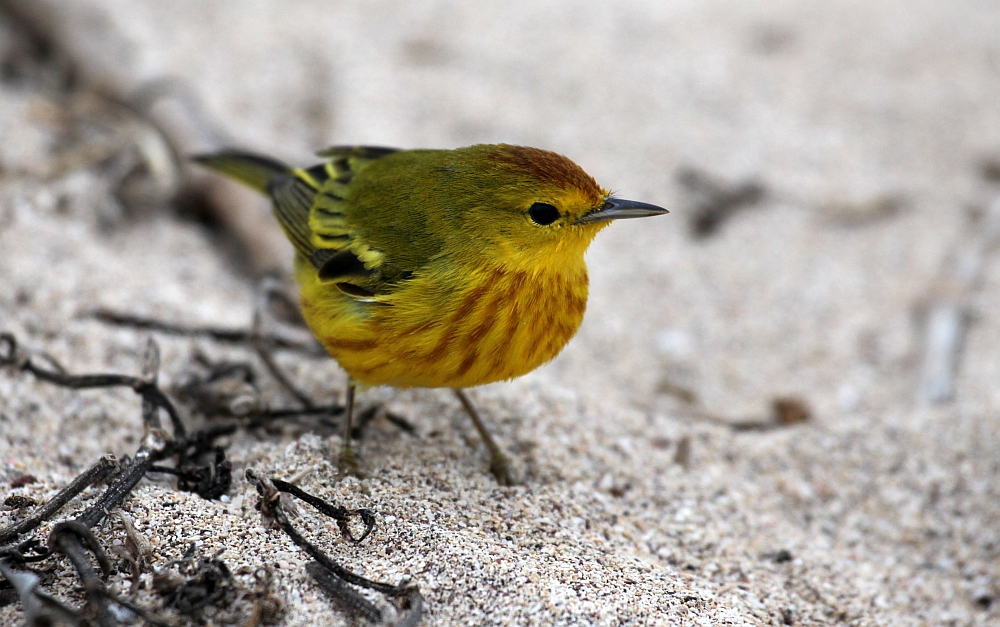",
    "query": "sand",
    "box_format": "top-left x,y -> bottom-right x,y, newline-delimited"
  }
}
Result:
2,1 -> 999,624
